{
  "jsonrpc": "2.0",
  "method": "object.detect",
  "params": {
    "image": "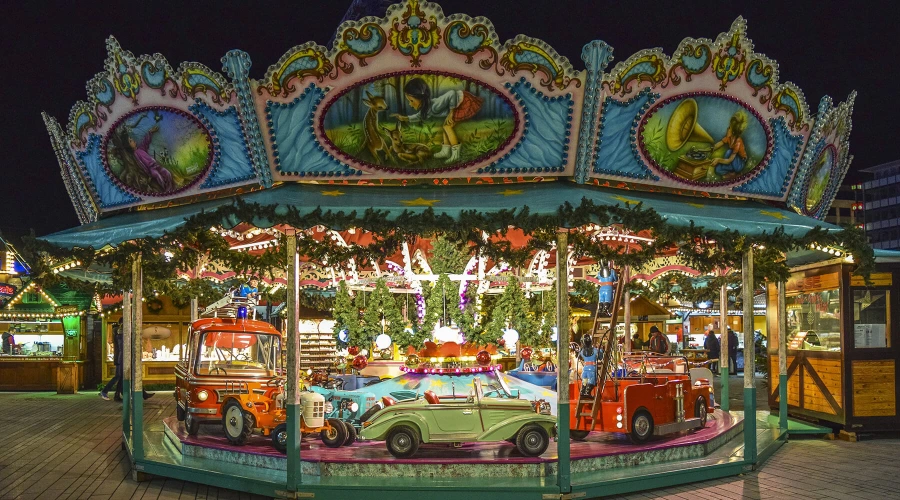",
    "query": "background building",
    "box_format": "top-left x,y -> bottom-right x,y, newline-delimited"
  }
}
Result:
862,160 -> 900,250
